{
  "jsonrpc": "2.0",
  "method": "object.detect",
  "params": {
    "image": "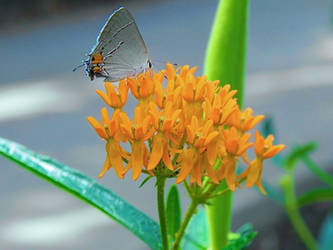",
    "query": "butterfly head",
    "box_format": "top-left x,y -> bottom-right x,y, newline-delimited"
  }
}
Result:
85,53 -> 105,81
